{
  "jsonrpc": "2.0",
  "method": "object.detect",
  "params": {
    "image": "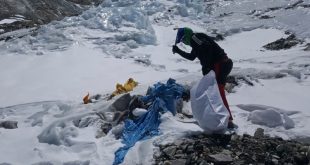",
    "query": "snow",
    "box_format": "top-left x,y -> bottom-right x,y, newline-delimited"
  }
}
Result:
0,0 -> 310,164
248,109 -> 290,128
0,15 -> 25,25
0,19 -> 21,25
